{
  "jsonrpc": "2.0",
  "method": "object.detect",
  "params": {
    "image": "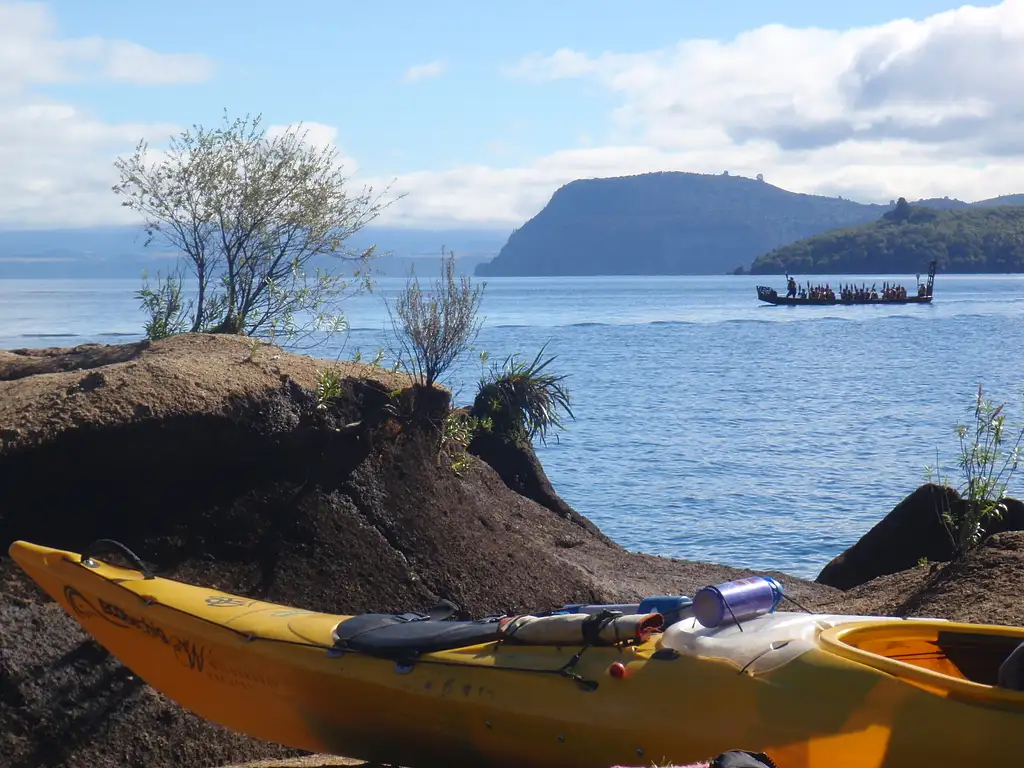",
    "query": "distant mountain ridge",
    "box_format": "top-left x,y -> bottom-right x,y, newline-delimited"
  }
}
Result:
910,194 -> 1024,210
0,225 -> 509,279
5,176 -> 1024,281
474,172 -> 1024,276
